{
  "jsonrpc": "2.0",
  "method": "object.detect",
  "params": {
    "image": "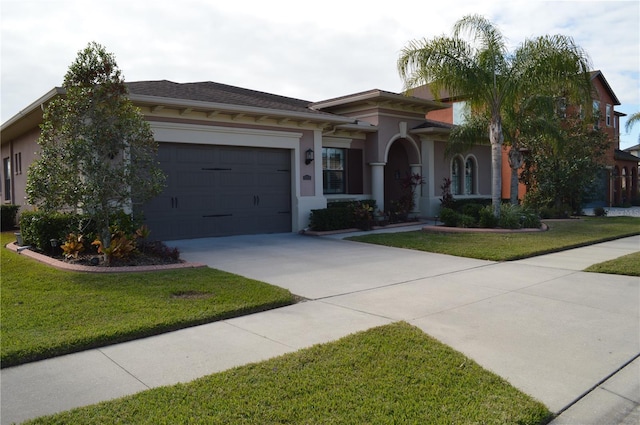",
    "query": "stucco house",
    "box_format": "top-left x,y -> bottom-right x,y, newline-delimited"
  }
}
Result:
1,81 -> 493,240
